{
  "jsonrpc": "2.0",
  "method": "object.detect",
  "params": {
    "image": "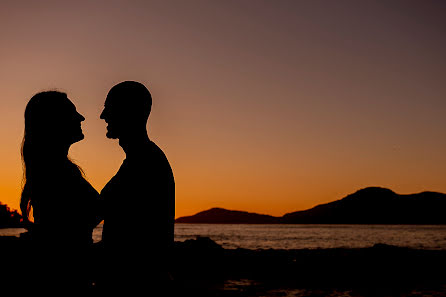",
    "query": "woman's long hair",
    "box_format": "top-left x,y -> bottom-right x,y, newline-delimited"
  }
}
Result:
20,91 -> 83,225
